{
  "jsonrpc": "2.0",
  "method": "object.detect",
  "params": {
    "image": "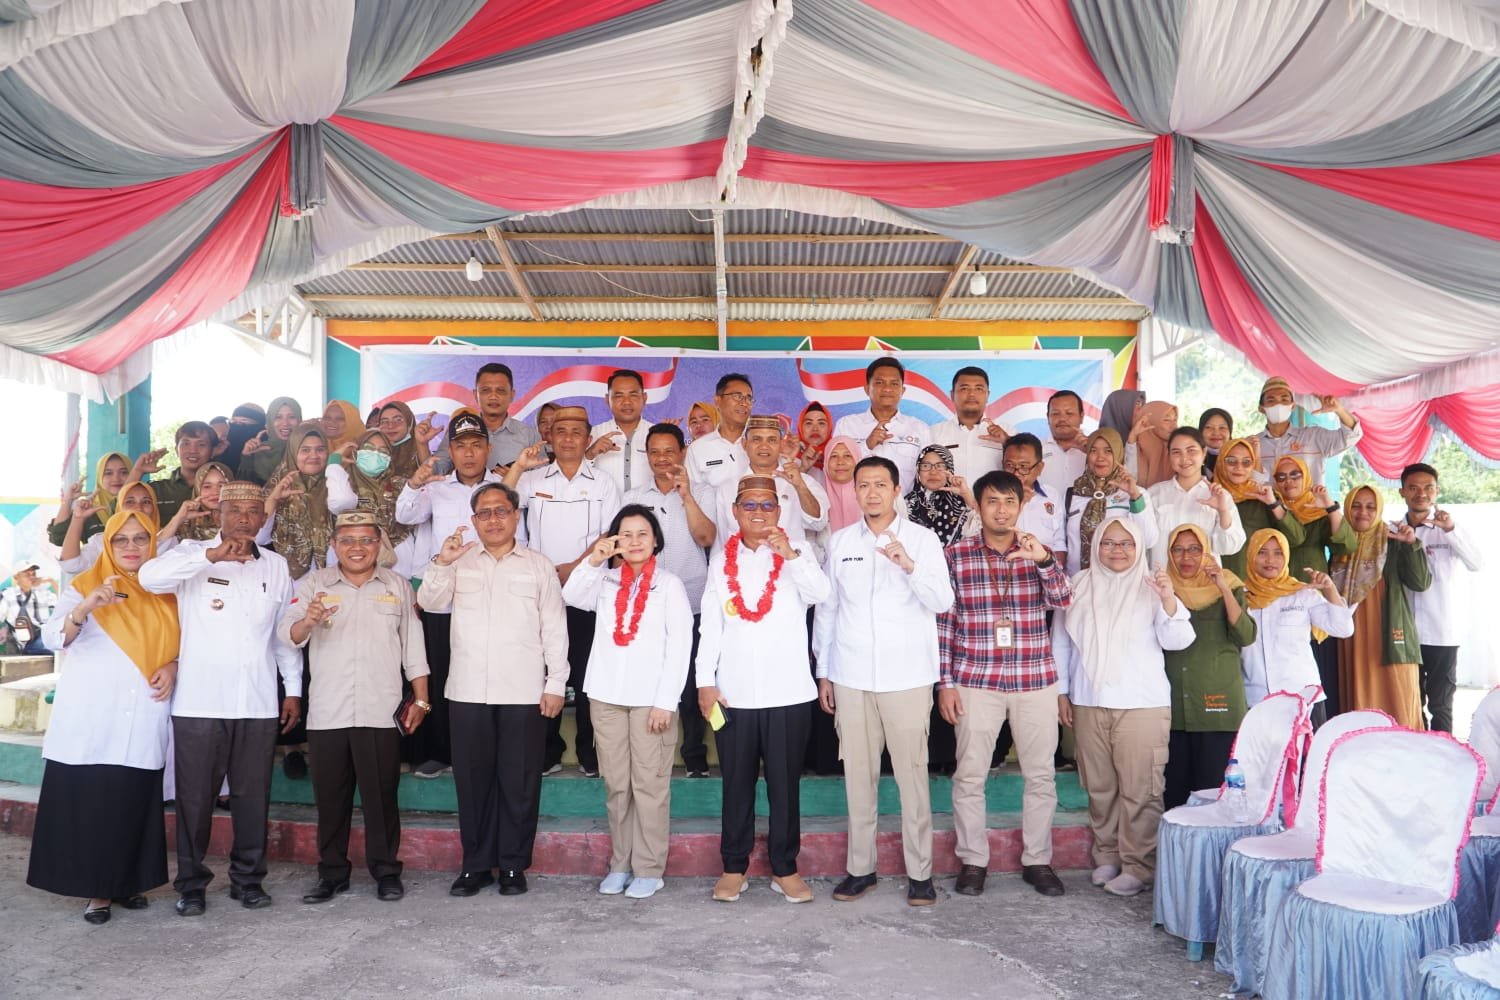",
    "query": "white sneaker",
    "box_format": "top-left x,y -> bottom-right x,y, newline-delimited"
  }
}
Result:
1103,872 -> 1146,897
1090,864 -> 1121,887
624,876 -> 663,899
598,872 -> 631,895
542,762 -> 563,776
